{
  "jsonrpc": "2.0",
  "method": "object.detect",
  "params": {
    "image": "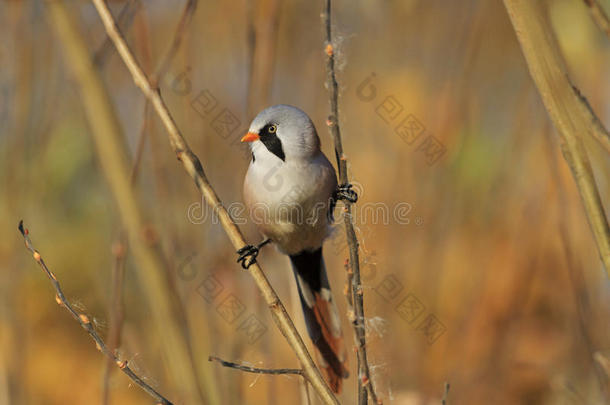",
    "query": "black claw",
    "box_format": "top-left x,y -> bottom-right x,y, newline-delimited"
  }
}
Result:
336,183 -> 358,203
236,245 -> 259,269
236,239 -> 271,269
